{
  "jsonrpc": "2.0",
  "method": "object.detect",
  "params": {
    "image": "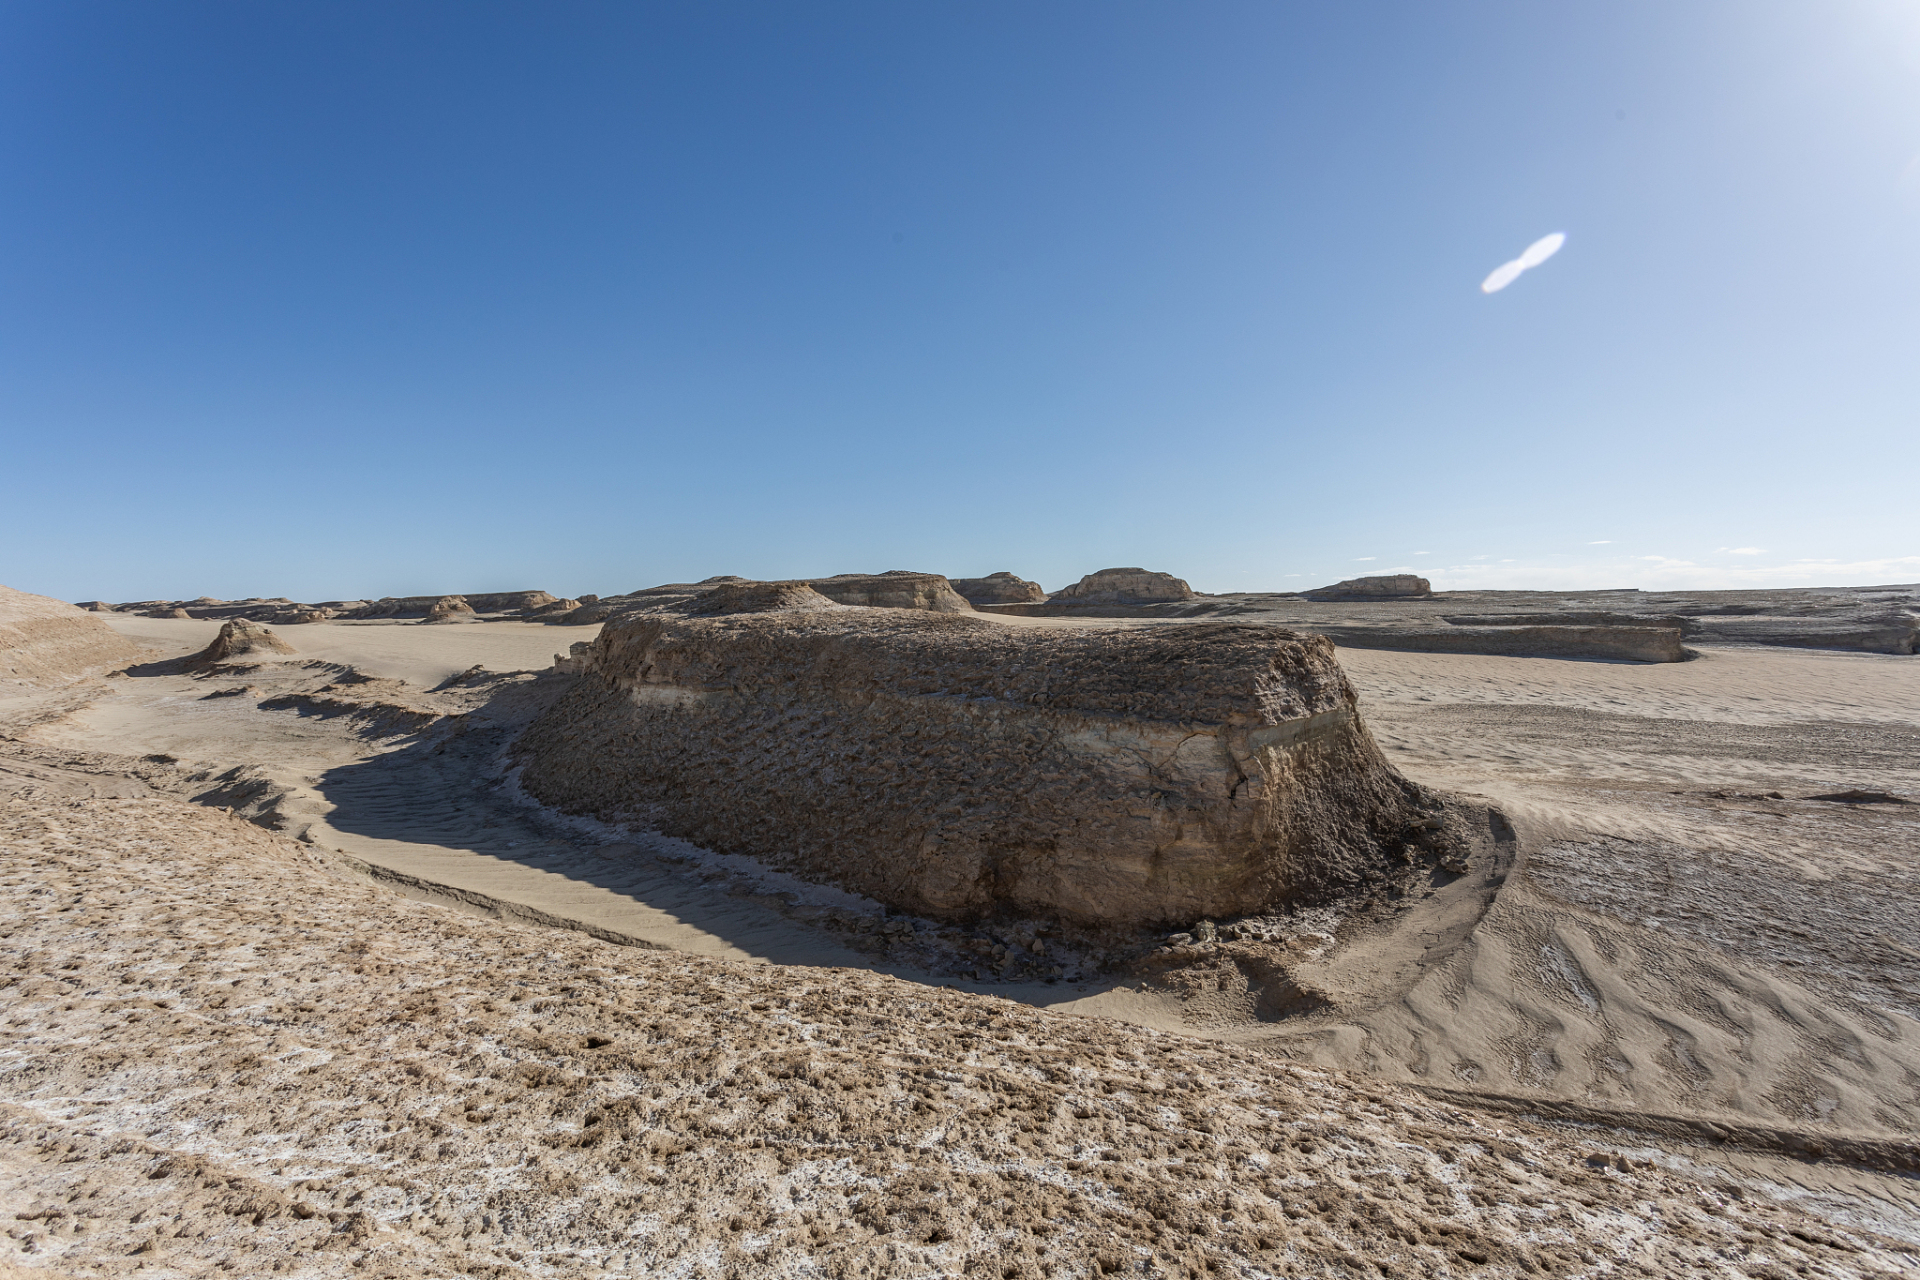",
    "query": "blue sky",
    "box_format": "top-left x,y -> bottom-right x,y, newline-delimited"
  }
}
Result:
3,1 -> 1916,601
